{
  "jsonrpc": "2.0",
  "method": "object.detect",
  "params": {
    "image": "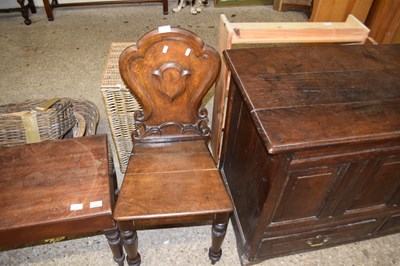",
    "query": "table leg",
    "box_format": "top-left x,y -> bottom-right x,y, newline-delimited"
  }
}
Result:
28,0 -> 36,13
104,226 -> 125,266
17,0 -> 31,25
118,221 -> 141,266
42,0 -> 54,21
209,212 -> 230,264
162,0 -> 168,15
